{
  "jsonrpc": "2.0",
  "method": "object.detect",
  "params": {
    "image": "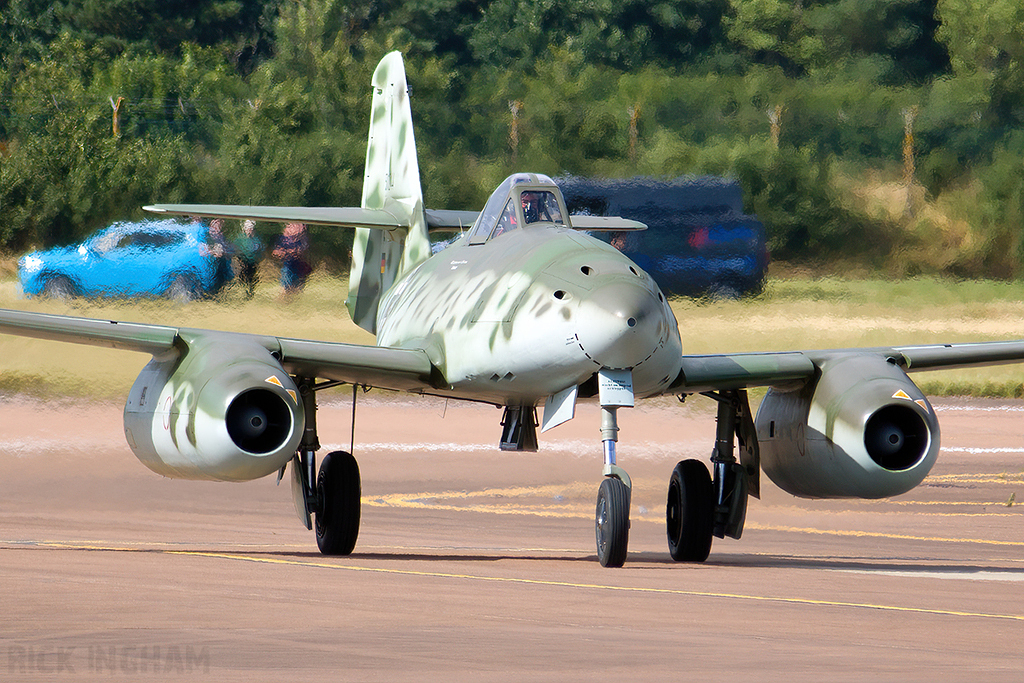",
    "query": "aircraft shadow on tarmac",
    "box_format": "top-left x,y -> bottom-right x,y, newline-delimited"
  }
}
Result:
203,549 -> 1024,577
14,543 -> 1022,577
